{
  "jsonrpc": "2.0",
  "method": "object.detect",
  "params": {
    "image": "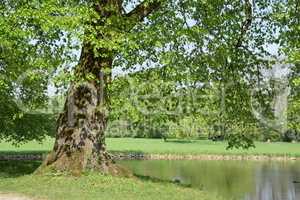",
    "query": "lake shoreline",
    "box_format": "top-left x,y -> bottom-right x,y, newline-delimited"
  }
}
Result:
0,152 -> 299,161
112,153 -> 299,161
